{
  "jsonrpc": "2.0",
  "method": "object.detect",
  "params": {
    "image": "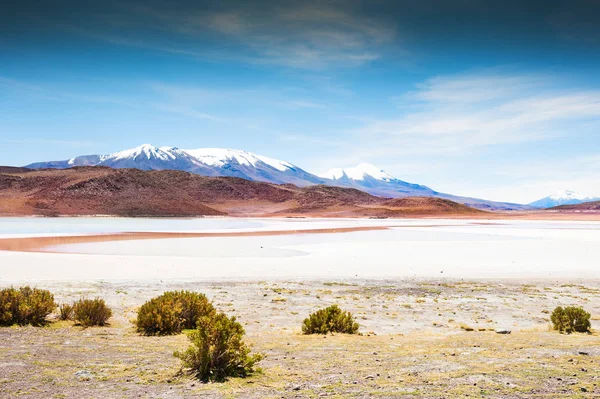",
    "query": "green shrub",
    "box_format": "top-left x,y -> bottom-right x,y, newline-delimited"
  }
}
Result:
302,304 -> 359,335
73,298 -> 112,327
136,291 -> 215,336
0,286 -> 55,326
59,303 -> 74,321
0,288 -> 19,326
551,306 -> 591,334
174,312 -> 262,382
